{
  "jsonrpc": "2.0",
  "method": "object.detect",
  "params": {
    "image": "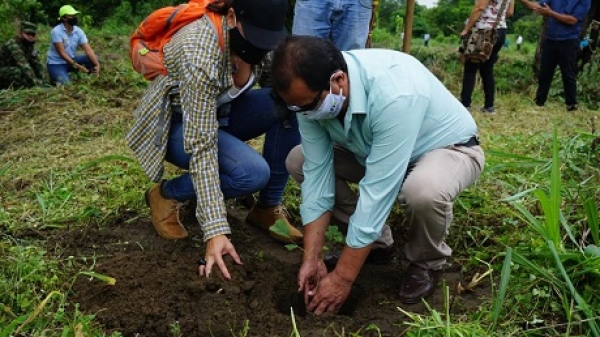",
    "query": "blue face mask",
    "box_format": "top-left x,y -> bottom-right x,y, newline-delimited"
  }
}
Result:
303,88 -> 346,120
